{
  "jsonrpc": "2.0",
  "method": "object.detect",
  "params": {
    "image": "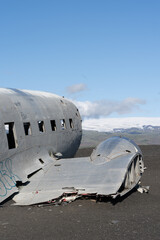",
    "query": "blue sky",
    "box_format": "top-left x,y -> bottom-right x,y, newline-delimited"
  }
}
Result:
0,0 -> 160,118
